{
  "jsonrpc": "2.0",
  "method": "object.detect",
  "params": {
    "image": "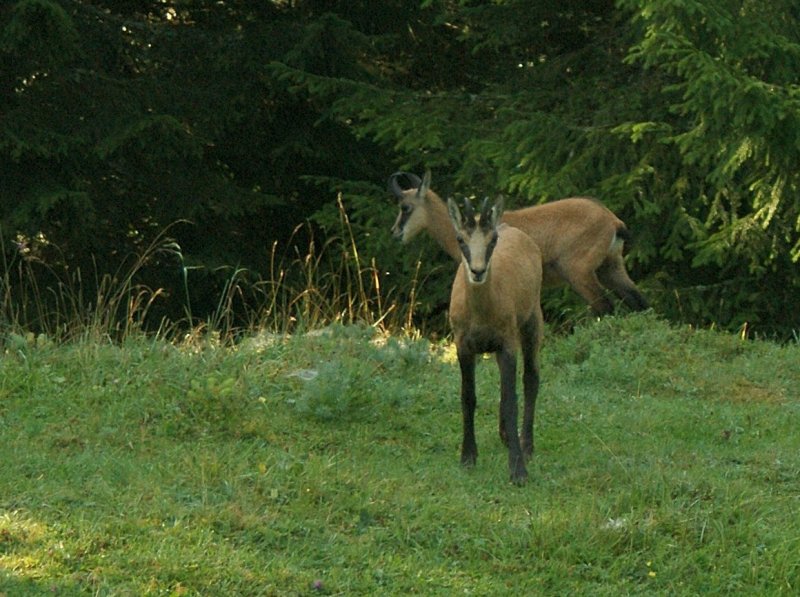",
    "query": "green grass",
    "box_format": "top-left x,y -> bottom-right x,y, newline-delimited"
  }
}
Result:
1,313 -> 799,595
